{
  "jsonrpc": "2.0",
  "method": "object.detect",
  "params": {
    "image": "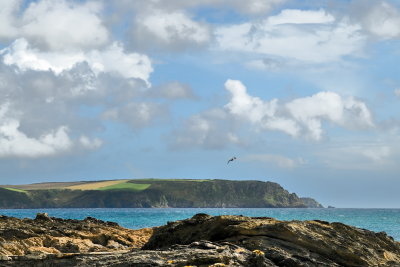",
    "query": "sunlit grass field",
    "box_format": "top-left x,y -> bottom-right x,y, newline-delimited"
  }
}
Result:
66,180 -> 131,190
4,188 -> 28,194
97,182 -> 151,191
